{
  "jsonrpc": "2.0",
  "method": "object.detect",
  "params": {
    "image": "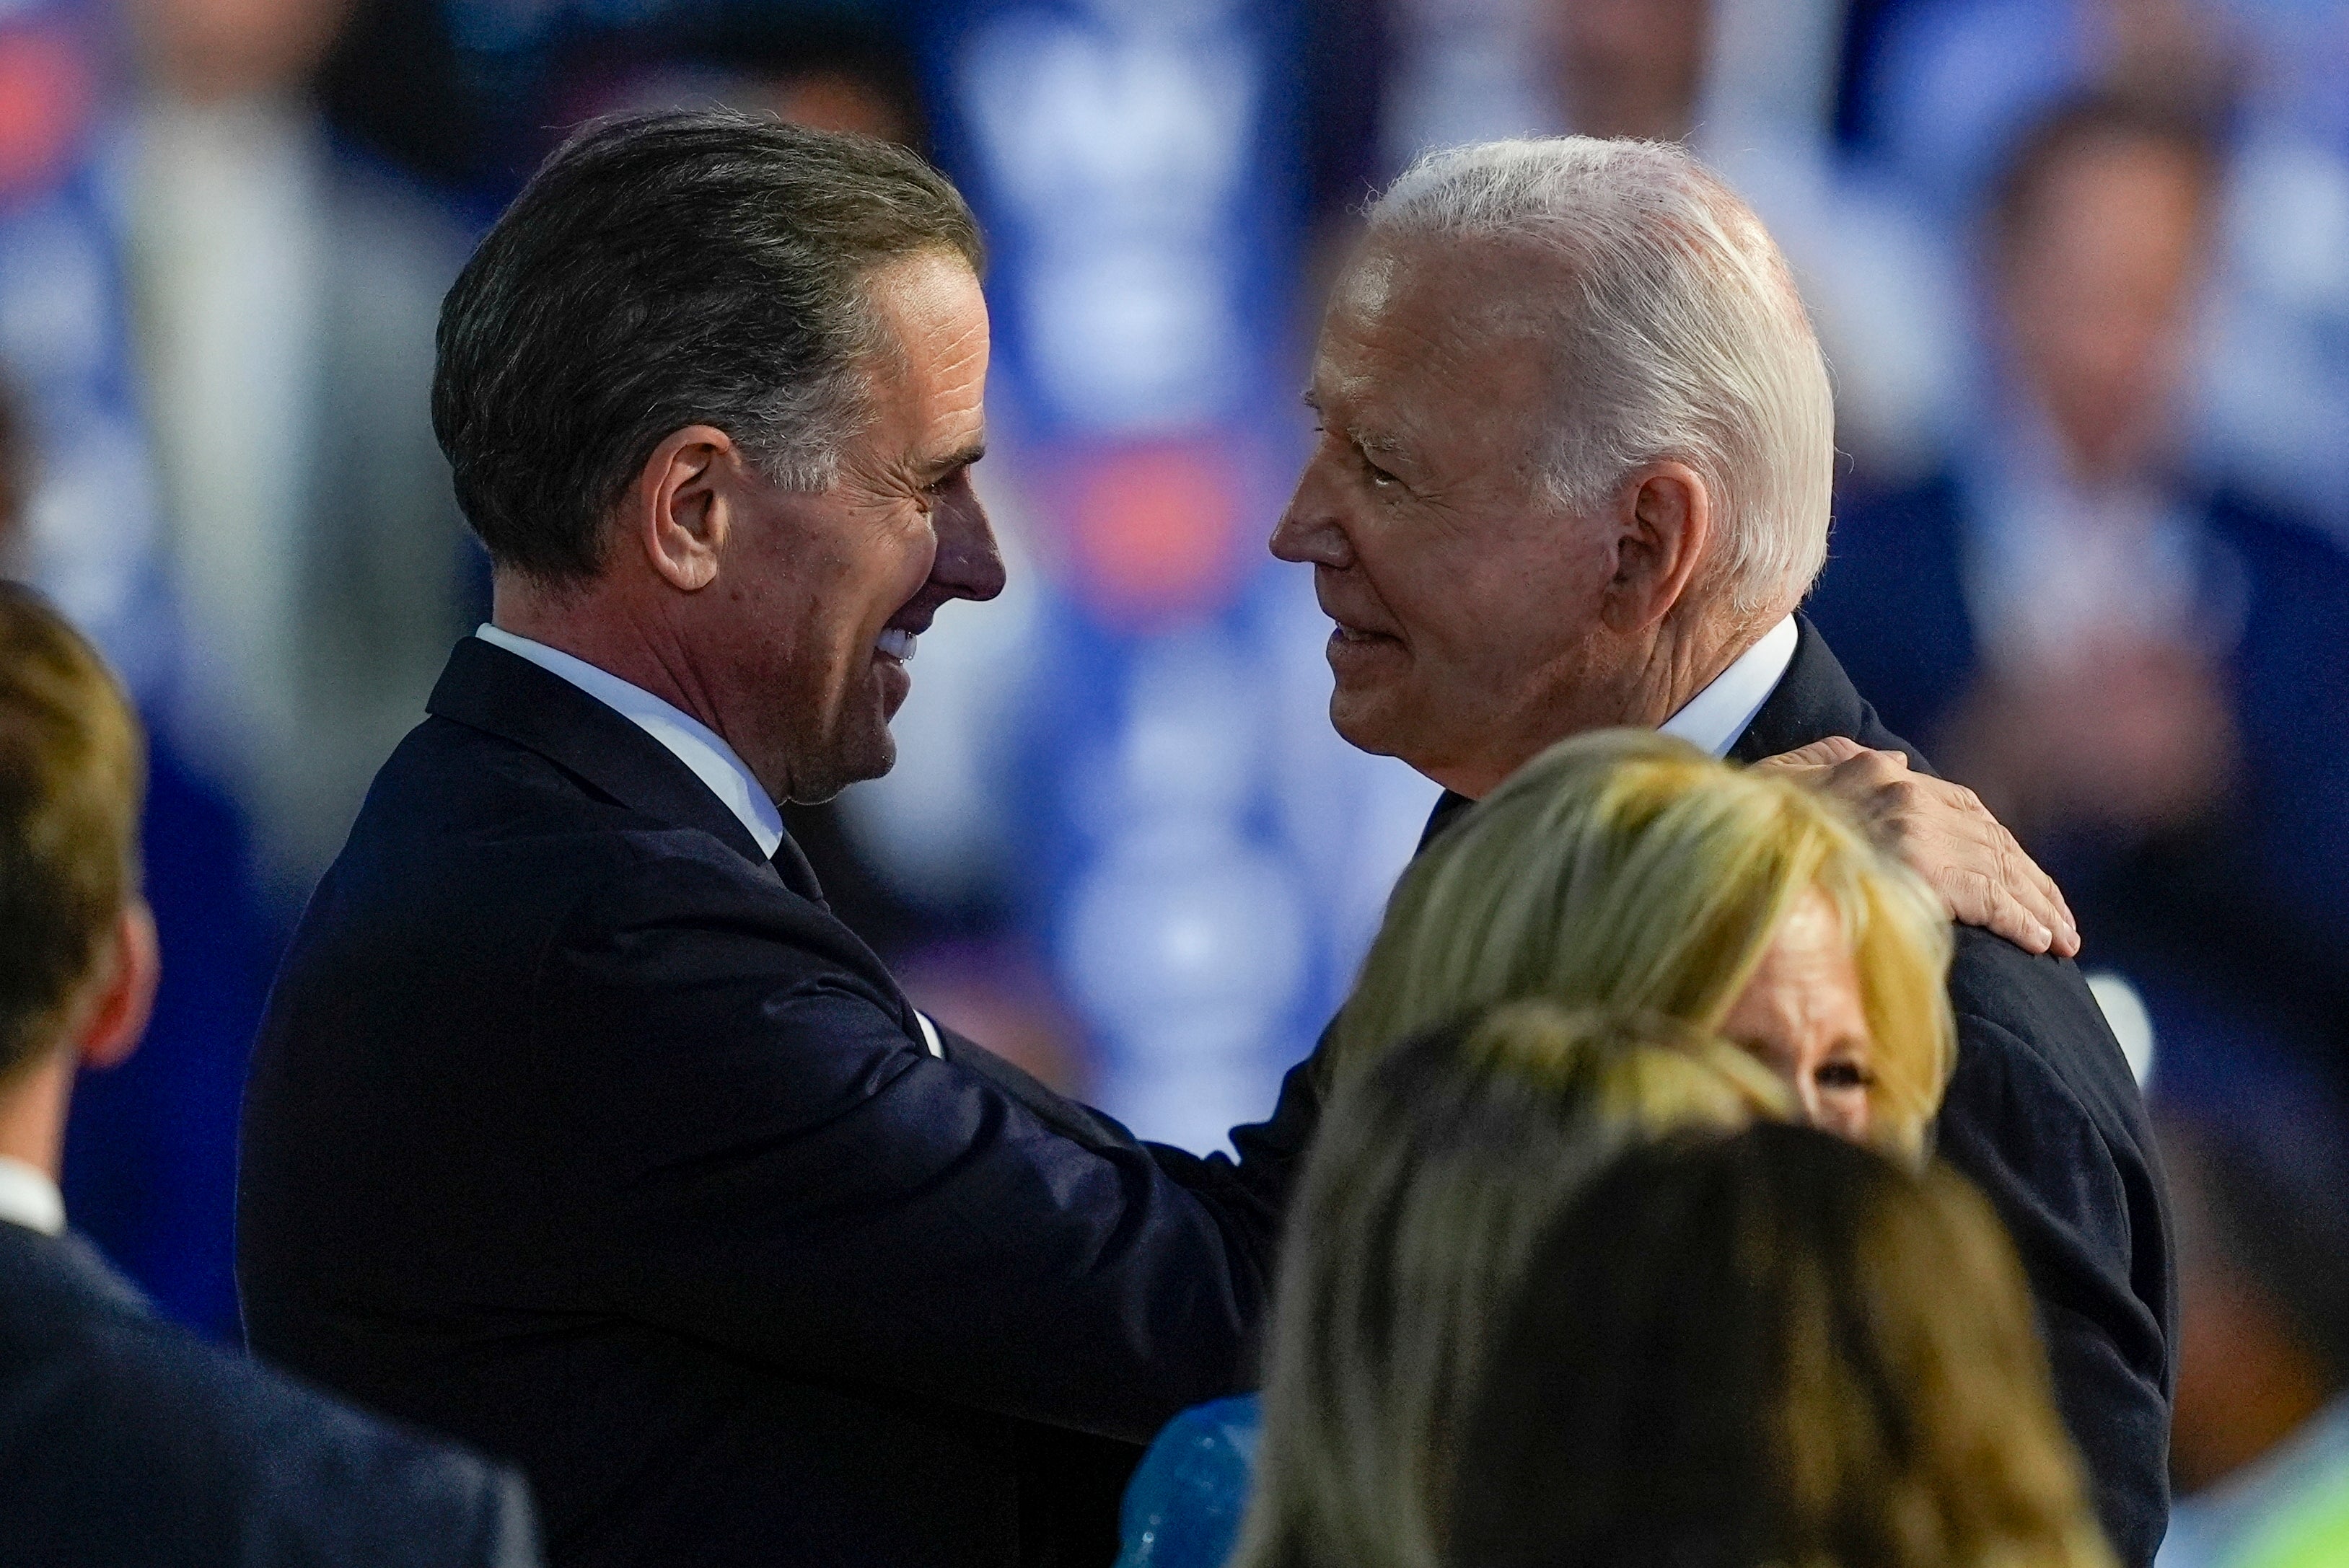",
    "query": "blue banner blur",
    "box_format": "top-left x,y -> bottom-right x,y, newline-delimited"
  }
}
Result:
920,0 -> 1436,1149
